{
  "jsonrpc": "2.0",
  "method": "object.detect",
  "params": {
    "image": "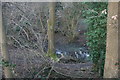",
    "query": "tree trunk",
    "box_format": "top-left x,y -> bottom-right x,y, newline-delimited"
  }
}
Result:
0,2 -> 13,78
104,2 -> 120,78
47,2 -> 56,57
